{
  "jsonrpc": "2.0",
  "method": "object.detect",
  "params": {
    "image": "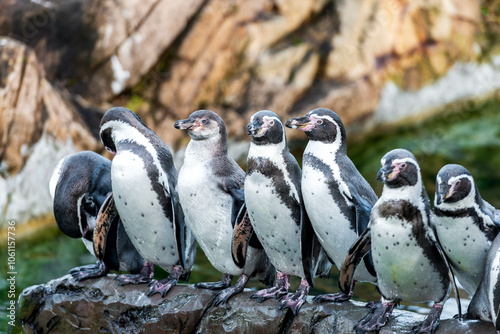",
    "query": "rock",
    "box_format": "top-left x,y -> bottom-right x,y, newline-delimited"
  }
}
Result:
0,37 -> 98,224
15,275 -> 496,333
